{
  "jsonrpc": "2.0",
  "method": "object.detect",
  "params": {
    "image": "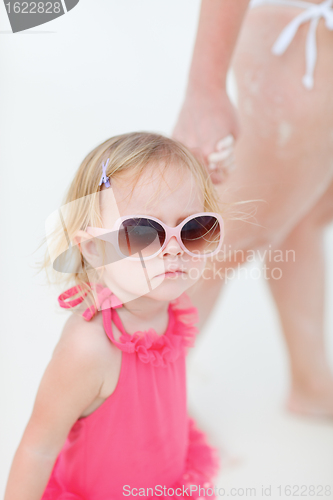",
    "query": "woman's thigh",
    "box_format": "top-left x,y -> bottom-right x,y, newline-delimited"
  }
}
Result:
219,4 -> 333,253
